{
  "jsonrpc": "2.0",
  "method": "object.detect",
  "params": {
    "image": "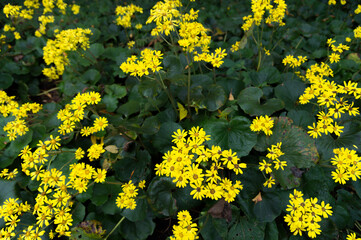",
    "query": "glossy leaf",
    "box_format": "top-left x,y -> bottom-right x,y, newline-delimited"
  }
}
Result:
204,116 -> 257,157
237,87 -> 284,116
